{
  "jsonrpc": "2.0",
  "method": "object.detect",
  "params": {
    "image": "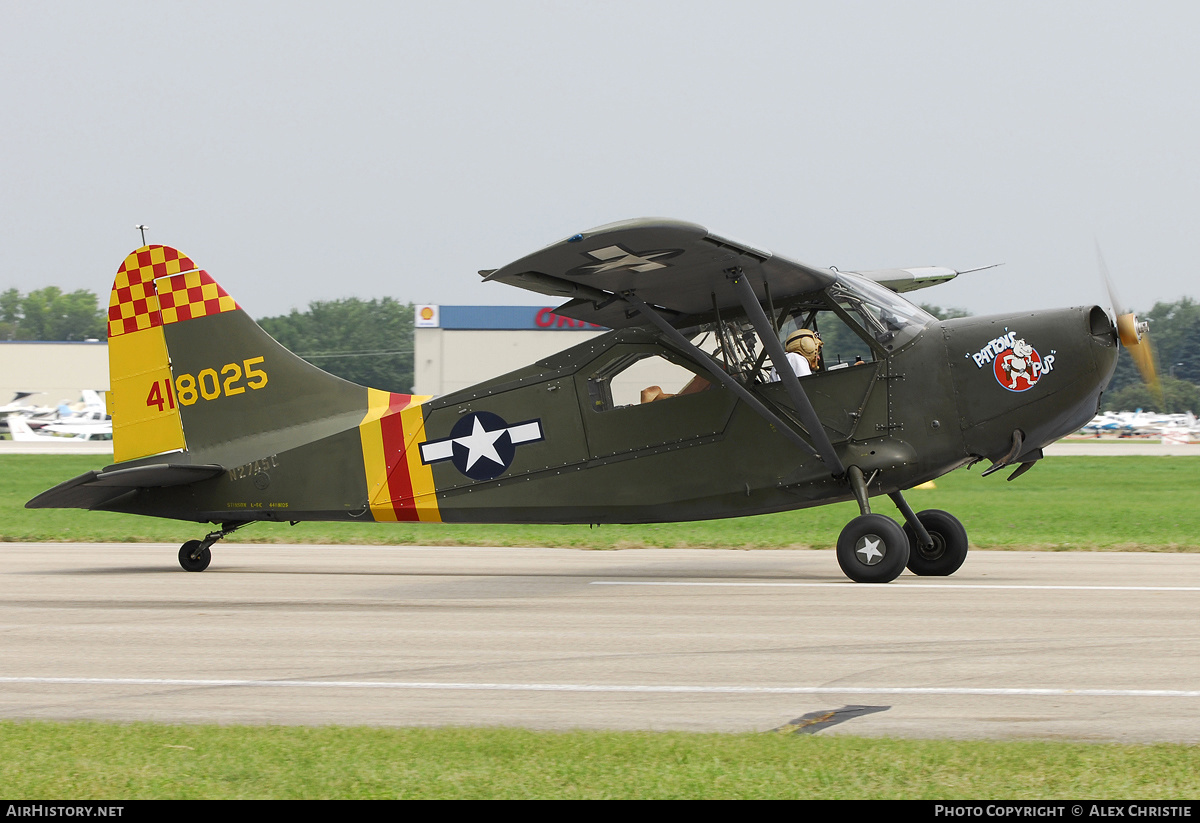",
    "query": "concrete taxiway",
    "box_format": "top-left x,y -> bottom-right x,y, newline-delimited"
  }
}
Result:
2,542 -> 1198,742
